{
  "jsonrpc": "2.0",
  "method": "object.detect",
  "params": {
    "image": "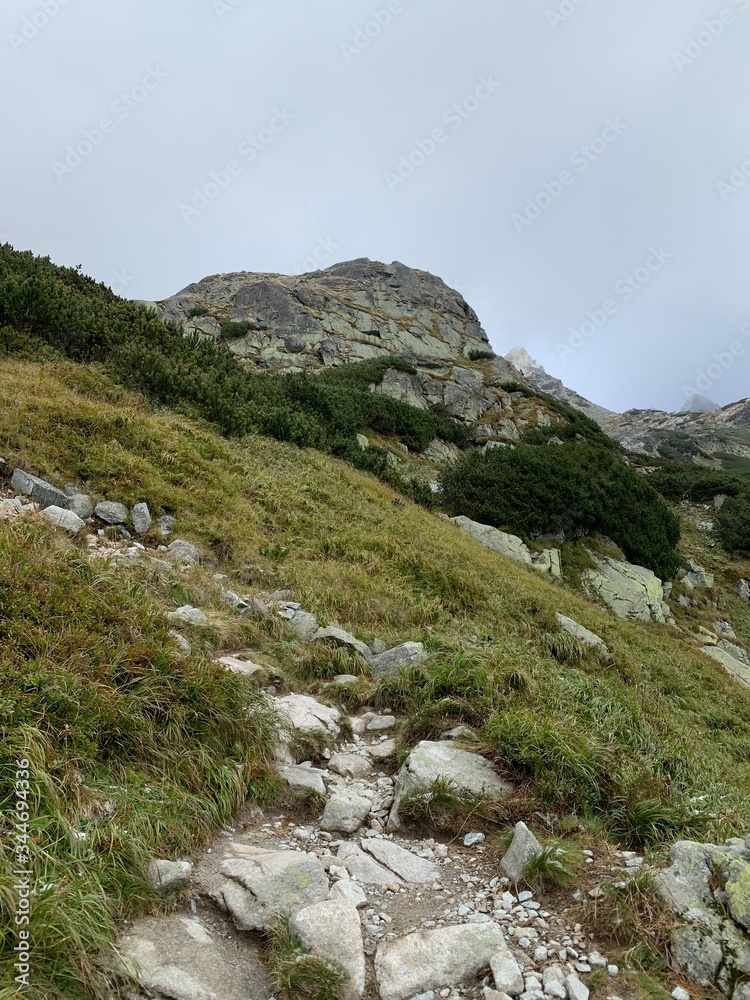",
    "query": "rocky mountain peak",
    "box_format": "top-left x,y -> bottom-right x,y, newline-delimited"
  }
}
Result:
159,258 -> 492,371
681,392 -> 720,413
504,346 -> 544,376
